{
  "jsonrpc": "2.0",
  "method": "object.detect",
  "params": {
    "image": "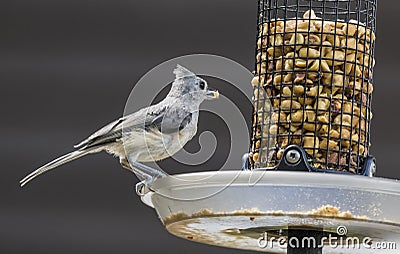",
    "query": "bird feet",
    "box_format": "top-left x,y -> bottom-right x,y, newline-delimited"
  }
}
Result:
121,158 -> 167,186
